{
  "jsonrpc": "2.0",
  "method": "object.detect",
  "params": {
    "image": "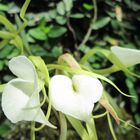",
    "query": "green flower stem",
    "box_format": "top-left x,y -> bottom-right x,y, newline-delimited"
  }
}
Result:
80,48 -> 110,65
15,15 -> 31,55
59,113 -> 67,140
31,122 -> 36,140
107,113 -> 117,140
23,87 -> 47,110
19,0 -> 31,33
31,87 -> 51,132
66,116 -> 91,140
92,111 -> 107,119
86,118 -> 98,140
